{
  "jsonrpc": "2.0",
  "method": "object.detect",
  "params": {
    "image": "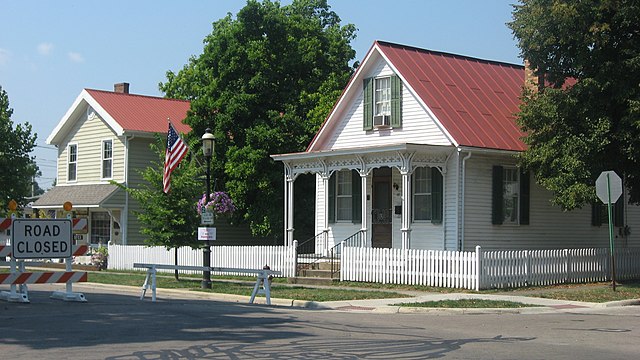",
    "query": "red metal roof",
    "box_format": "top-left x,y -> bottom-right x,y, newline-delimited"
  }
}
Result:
85,89 -> 191,134
377,41 -> 526,151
